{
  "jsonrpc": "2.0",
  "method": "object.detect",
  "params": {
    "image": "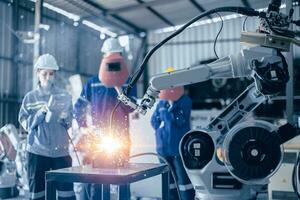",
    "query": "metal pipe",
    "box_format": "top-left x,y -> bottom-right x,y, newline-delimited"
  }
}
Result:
33,0 -> 43,89
286,0 -> 294,124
